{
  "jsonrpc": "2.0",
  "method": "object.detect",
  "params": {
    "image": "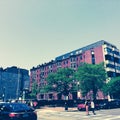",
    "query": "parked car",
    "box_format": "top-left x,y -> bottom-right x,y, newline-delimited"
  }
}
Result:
77,101 -> 86,111
99,100 -> 120,109
0,102 -> 37,120
77,100 -> 100,111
